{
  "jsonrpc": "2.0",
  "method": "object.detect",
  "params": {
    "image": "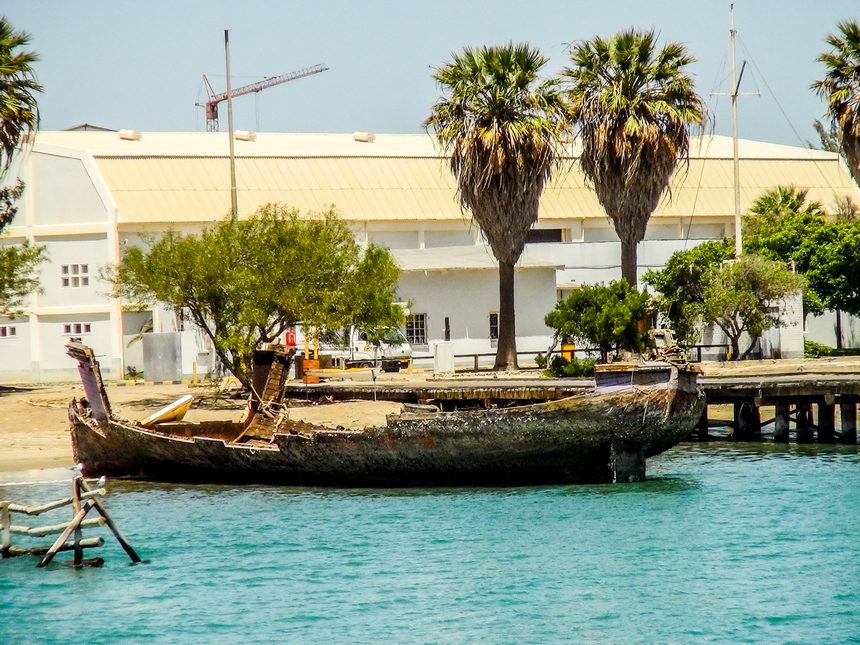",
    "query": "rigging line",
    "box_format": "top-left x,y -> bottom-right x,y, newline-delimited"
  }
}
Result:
683,47 -> 729,252
736,34 -> 841,194
709,39 -> 732,95
682,129 -> 718,251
